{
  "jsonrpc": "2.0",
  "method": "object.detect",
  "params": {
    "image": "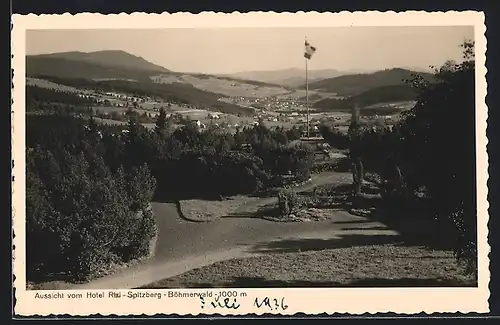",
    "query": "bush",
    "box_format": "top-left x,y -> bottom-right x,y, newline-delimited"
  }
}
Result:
319,125 -> 350,150
148,122 -> 311,200
277,189 -> 299,217
123,206 -> 157,261
26,146 -> 157,281
258,142 -> 314,184
449,205 -> 477,275
125,164 -> 157,211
